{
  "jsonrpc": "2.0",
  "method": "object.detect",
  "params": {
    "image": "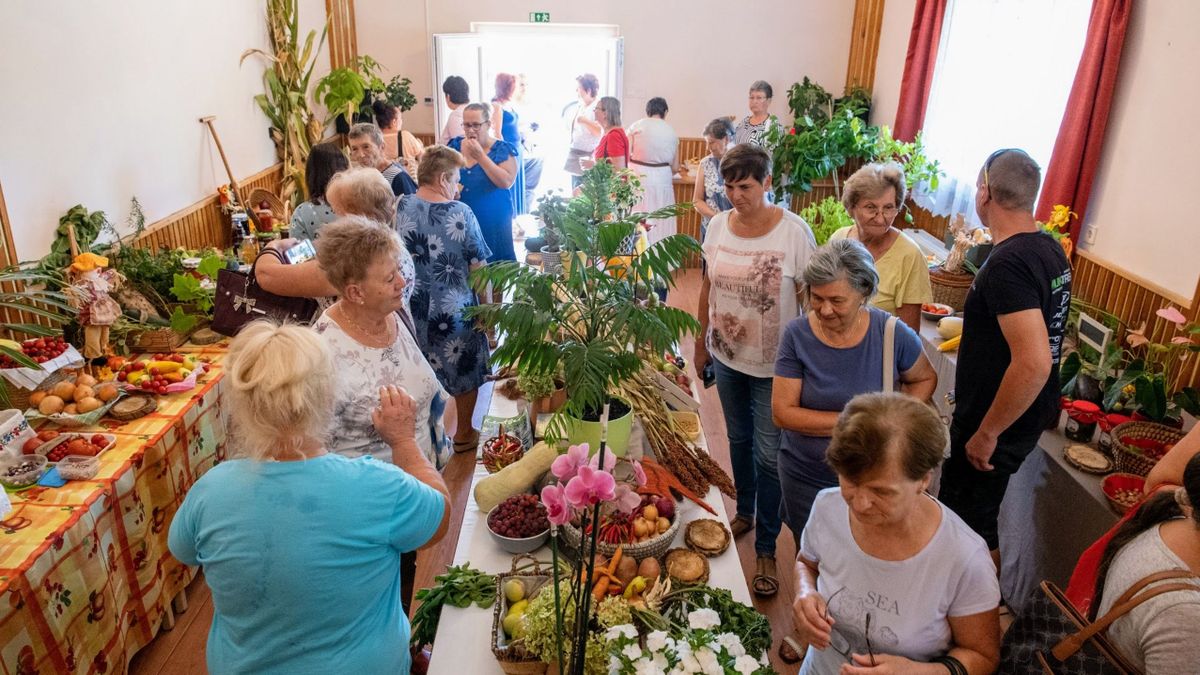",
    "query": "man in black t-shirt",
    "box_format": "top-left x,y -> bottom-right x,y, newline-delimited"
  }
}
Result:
938,149 -> 1072,554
